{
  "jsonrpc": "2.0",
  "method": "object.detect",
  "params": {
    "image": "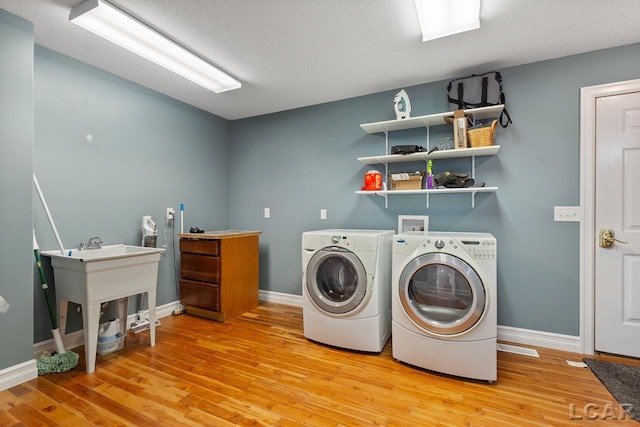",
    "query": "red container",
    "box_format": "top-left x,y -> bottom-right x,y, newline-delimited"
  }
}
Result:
364,170 -> 382,191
